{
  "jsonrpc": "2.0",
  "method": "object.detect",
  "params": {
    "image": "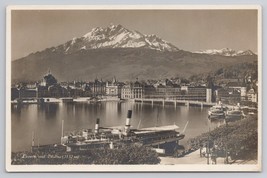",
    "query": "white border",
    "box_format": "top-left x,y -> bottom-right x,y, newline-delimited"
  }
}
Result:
6,5 -> 262,172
